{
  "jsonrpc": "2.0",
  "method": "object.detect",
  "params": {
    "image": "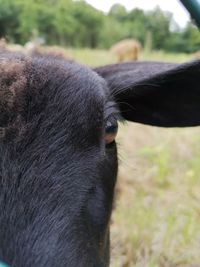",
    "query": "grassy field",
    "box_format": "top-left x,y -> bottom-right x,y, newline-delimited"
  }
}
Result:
71,49 -> 199,267
66,48 -> 194,66
111,124 -> 200,267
